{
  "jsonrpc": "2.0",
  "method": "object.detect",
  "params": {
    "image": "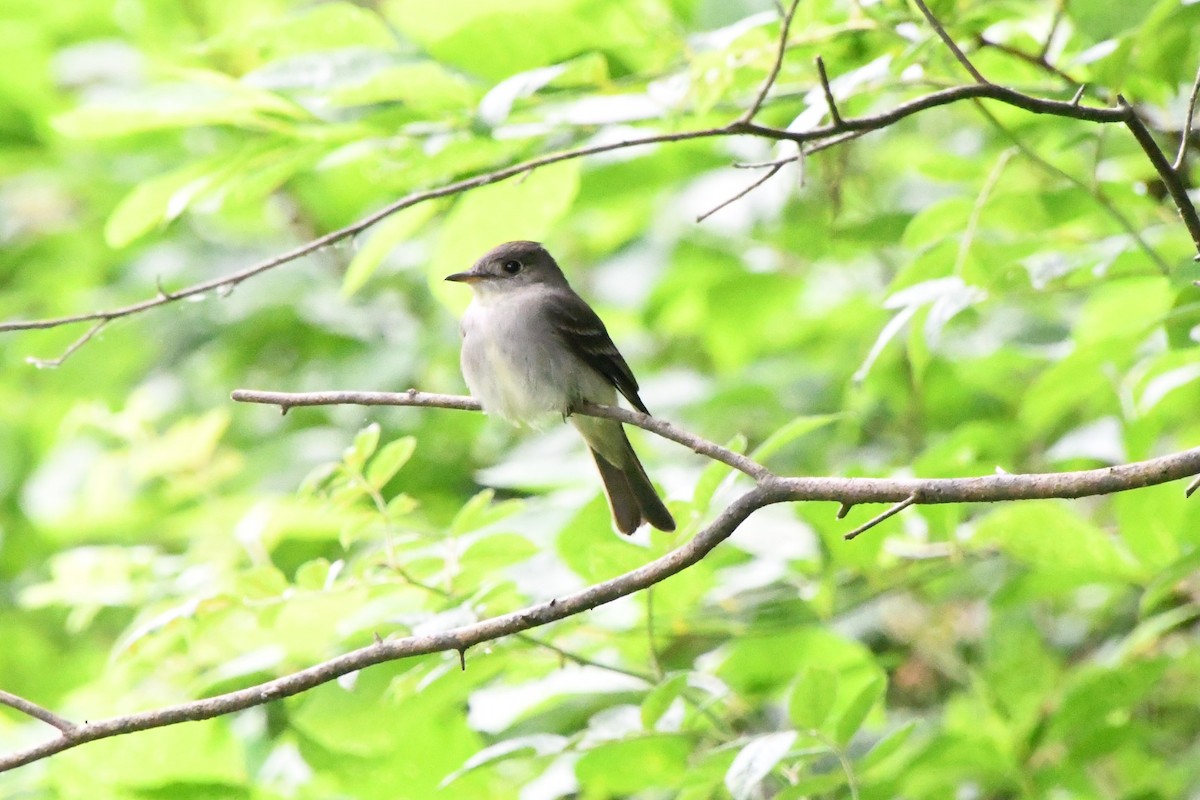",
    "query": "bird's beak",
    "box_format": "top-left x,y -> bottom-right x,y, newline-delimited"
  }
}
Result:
445,270 -> 482,284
